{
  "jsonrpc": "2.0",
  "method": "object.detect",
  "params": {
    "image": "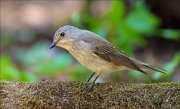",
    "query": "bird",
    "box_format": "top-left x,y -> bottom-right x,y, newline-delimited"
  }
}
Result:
49,25 -> 166,91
